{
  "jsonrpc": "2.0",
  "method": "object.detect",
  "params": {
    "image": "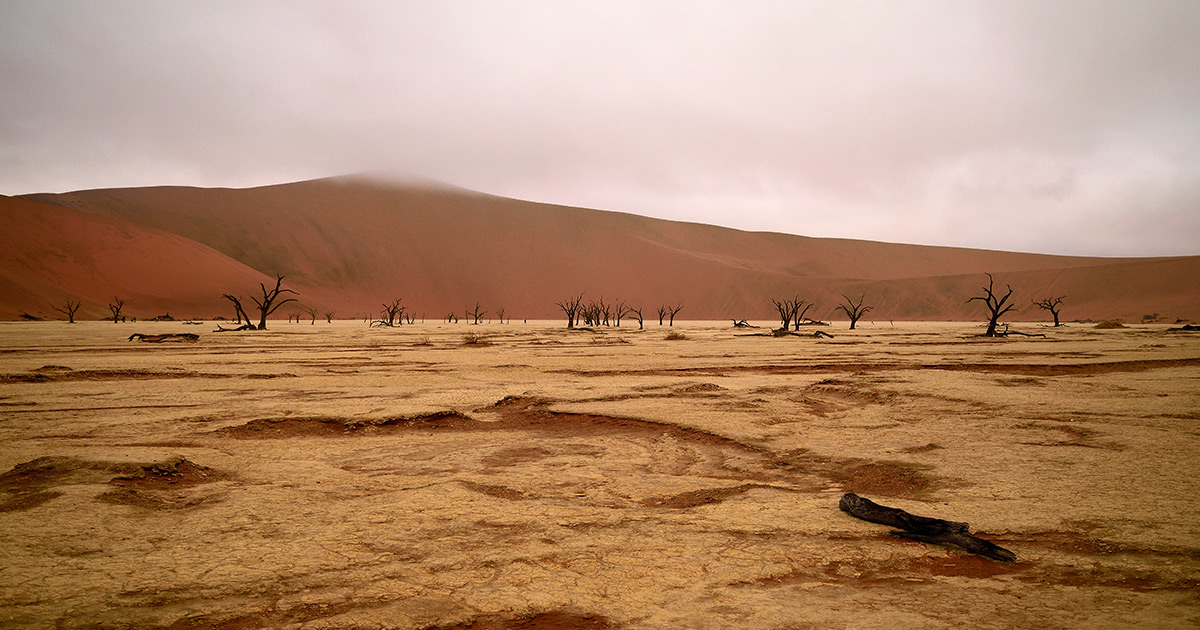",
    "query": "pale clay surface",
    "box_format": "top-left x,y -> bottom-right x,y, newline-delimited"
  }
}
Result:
0,320 -> 1197,629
